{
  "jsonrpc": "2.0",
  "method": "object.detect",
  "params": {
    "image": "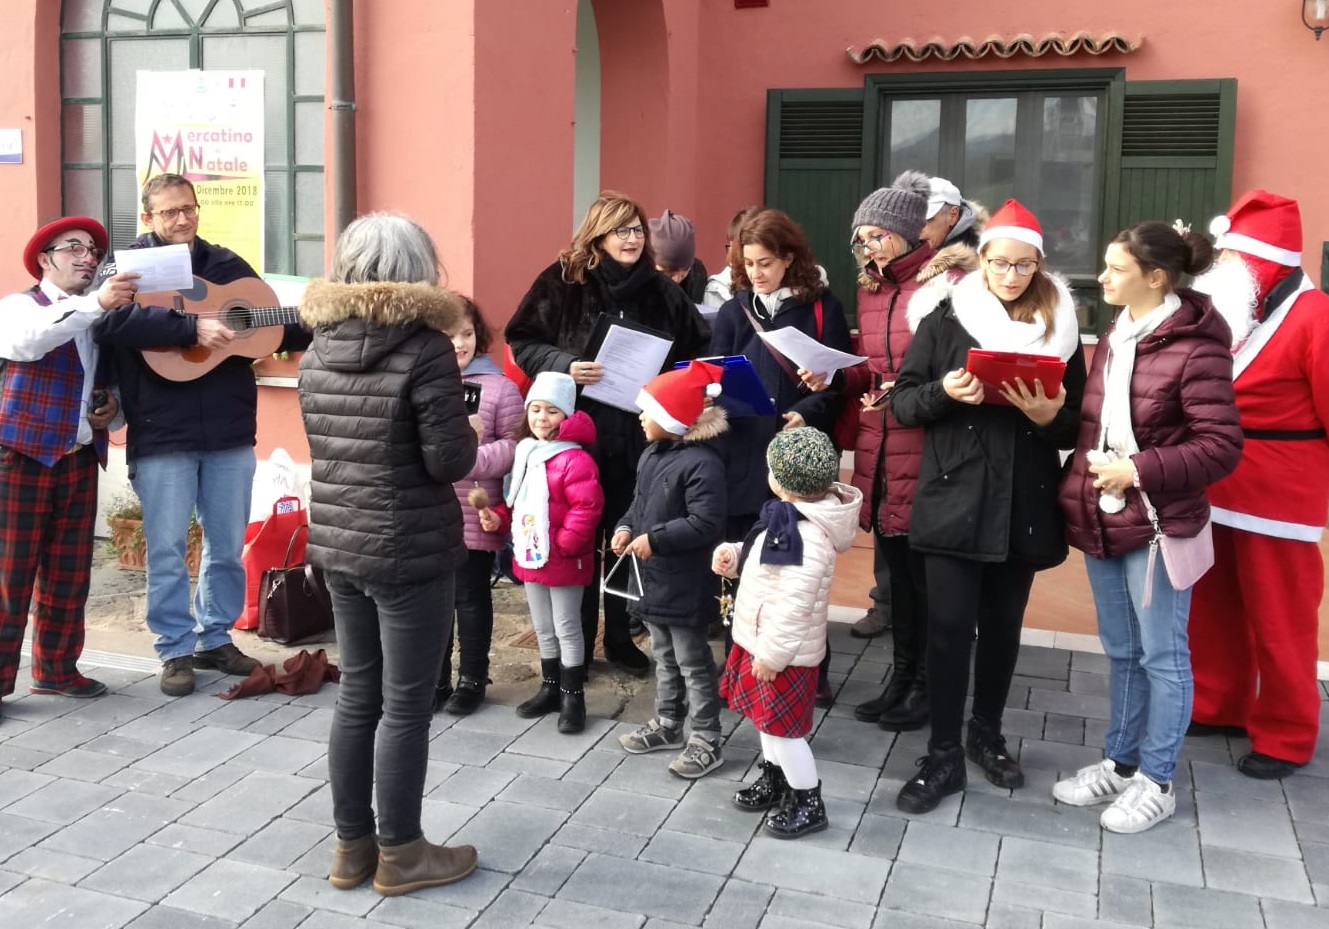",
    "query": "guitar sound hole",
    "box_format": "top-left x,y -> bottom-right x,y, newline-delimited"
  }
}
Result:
222,305 -> 253,332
